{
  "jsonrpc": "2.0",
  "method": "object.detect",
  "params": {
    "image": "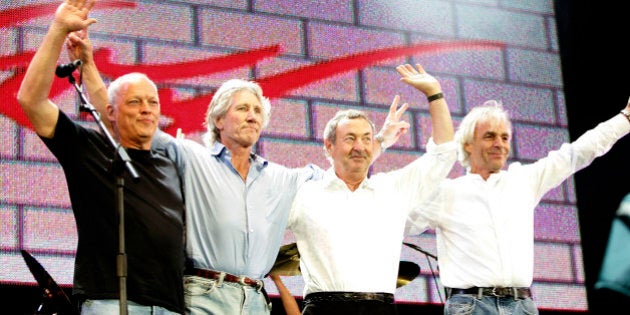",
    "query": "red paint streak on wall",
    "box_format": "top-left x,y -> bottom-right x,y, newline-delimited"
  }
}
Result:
1,3 -> 504,136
